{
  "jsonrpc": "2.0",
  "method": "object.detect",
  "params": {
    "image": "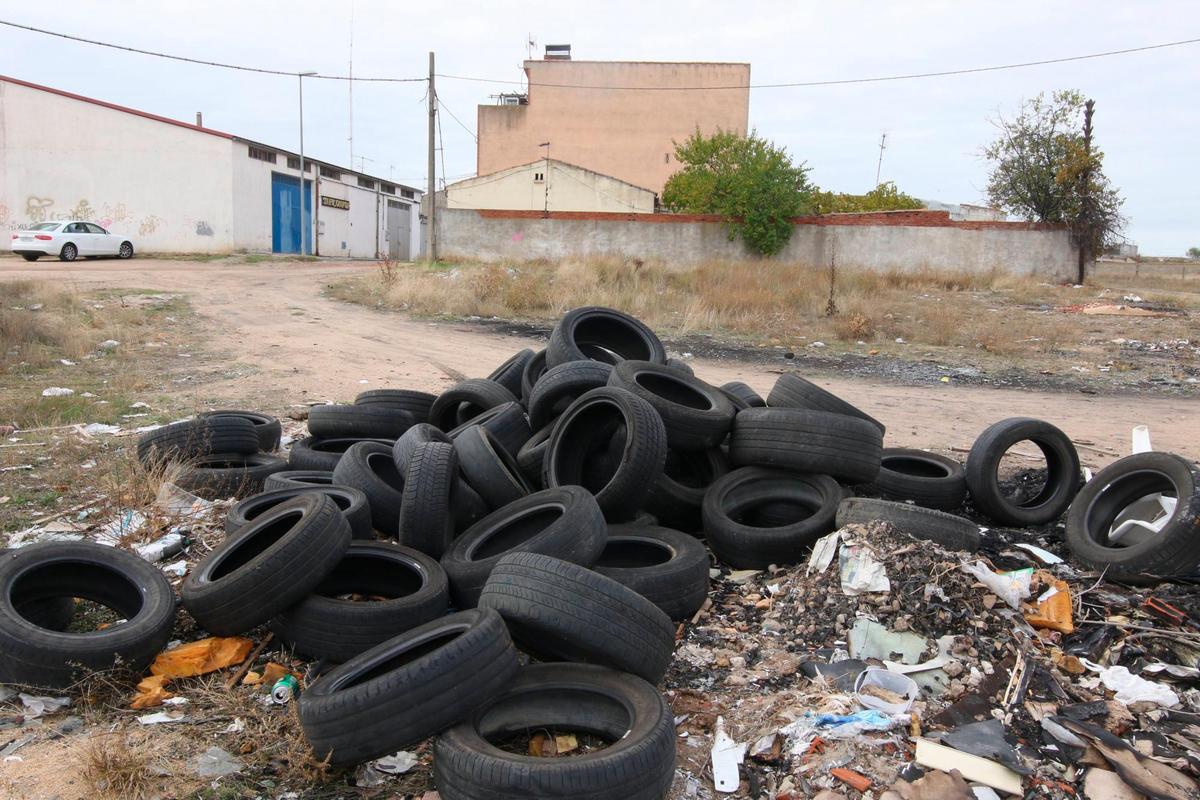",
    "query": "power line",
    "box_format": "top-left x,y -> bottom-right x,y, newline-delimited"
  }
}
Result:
0,18 -> 425,82
439,97 -> 478,141
438,36 -> 1200,91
